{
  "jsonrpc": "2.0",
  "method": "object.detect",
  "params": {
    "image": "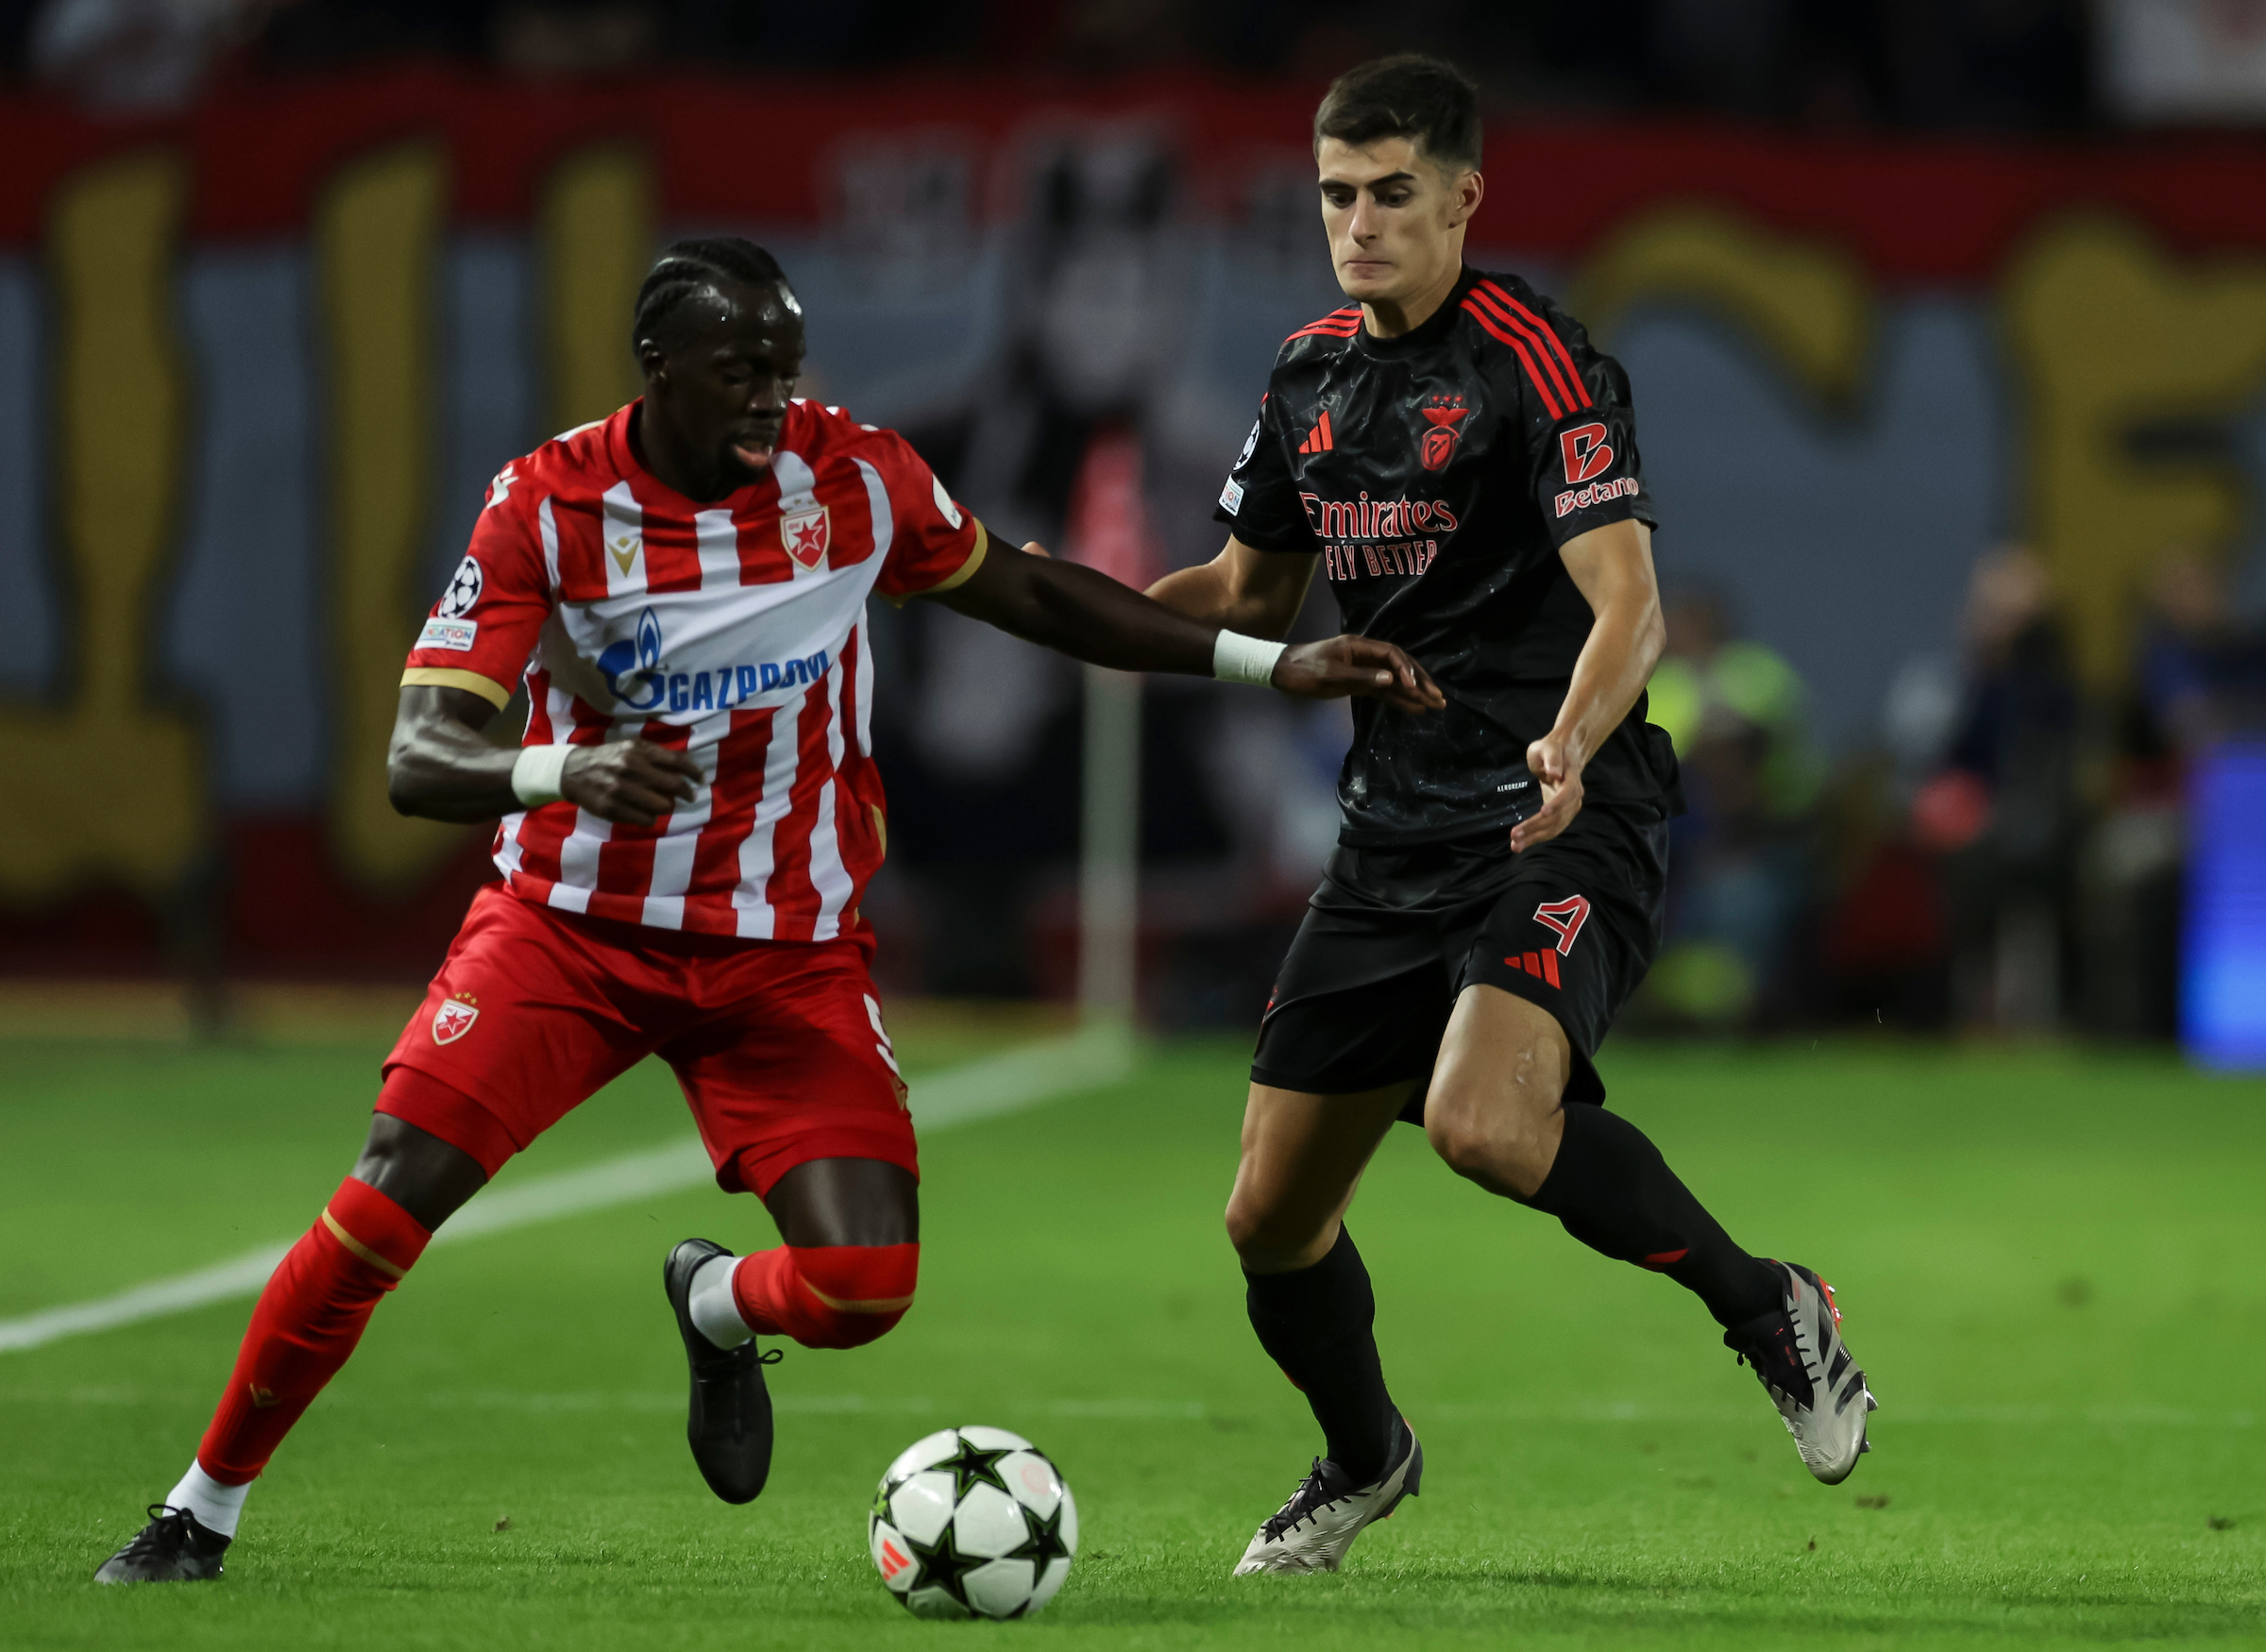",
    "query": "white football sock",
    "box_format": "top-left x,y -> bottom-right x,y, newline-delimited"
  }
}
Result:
164,1459 -> 249,1539
688,1252 -> 753,1349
